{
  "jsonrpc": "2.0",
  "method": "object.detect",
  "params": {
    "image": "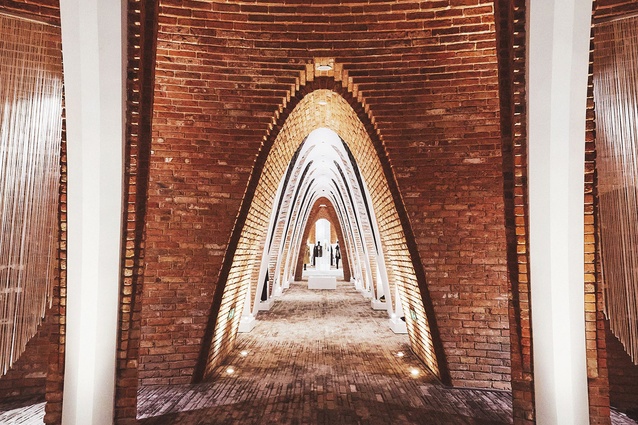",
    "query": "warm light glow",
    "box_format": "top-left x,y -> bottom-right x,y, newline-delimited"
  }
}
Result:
317,100 -> 328,105
396,351 -> 404,358
410,368 -> 419,376
226,367 -> 235,374
317,64 -> 332,71
240,350 -> 248,357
